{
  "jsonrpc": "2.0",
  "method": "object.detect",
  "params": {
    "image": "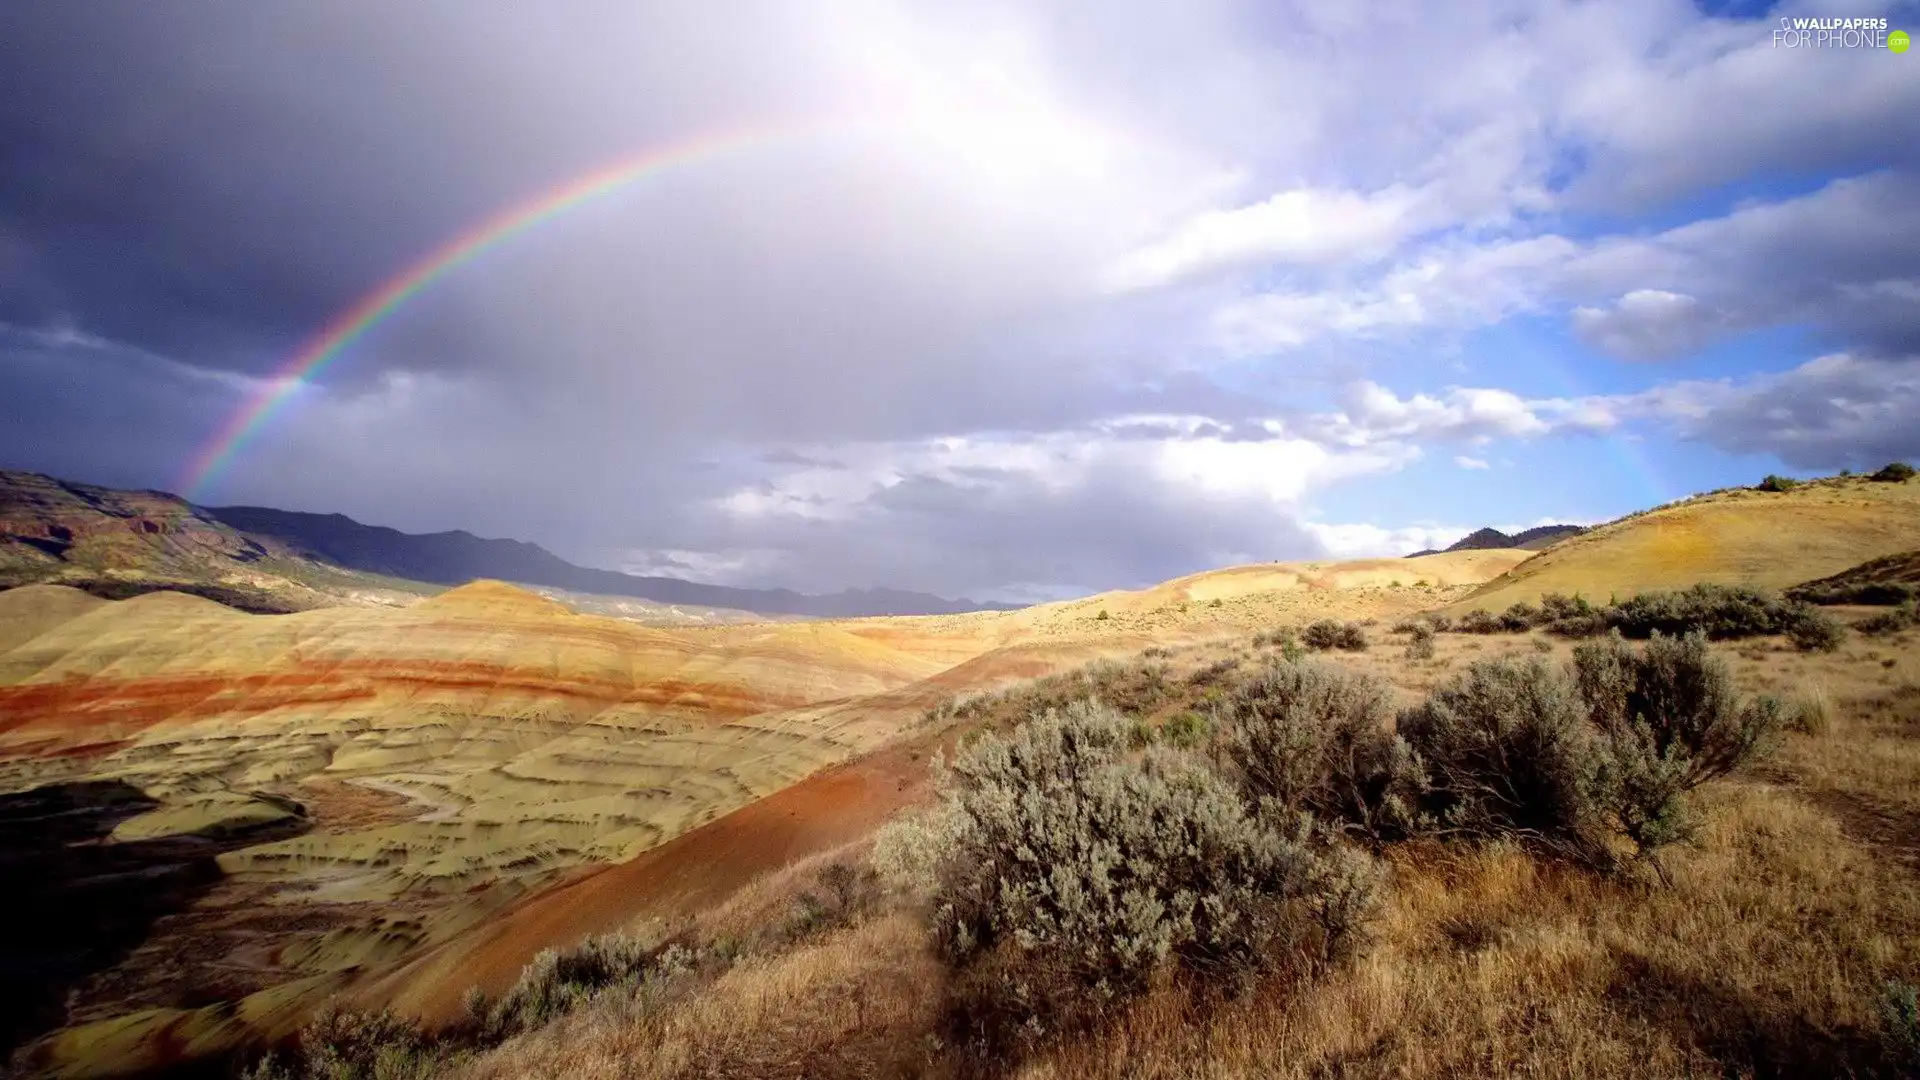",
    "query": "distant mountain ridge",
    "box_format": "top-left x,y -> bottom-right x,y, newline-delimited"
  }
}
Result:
204,505 -> 1011,617
1407,523 -> 1587,558
0,469 -> 1013,618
